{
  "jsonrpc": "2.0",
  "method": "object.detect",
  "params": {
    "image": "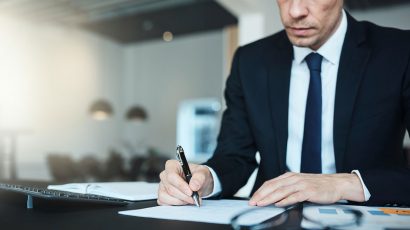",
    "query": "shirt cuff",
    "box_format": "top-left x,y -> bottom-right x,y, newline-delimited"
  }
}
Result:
202,166 -> 222,198
351,169 -> 371,201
